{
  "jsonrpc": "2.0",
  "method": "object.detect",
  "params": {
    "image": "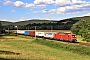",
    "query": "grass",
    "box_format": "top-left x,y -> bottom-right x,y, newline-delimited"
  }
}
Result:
33,39 -> 90,56
0,35 -> 90,60
76,35 -> 85,42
